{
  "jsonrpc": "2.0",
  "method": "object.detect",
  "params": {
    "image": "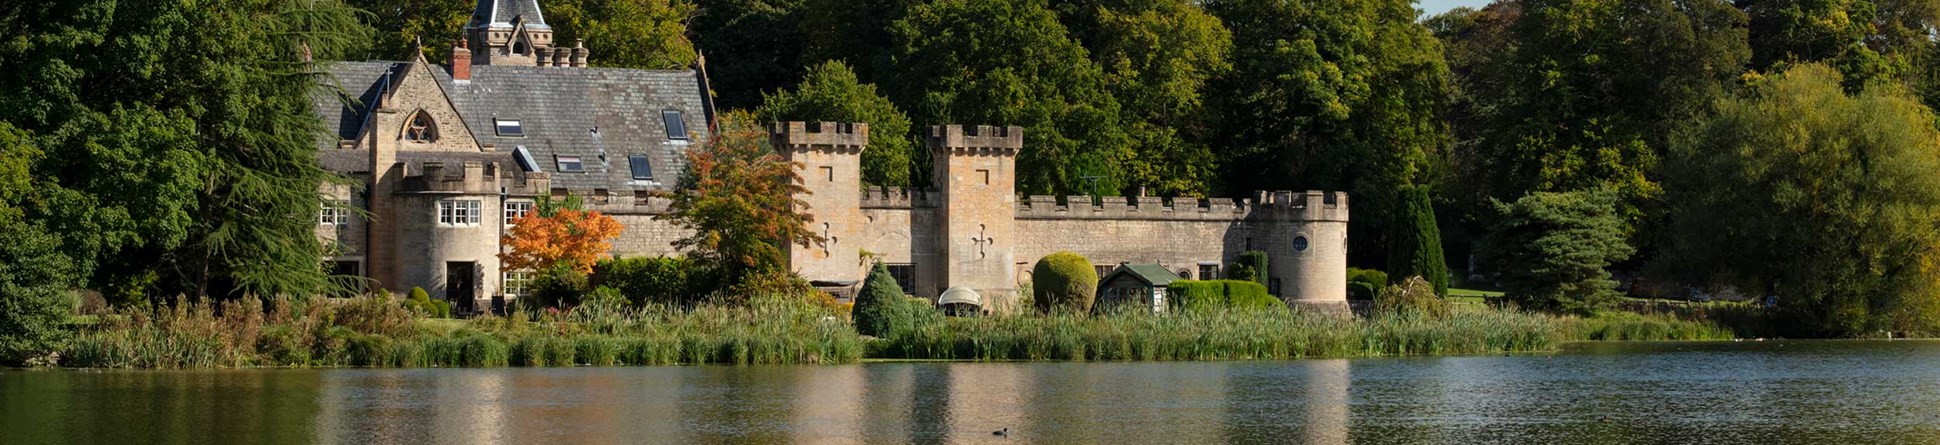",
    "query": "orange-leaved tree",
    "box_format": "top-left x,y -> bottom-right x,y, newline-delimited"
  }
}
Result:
657,111 -> 823,288
499,197 -> 624,274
